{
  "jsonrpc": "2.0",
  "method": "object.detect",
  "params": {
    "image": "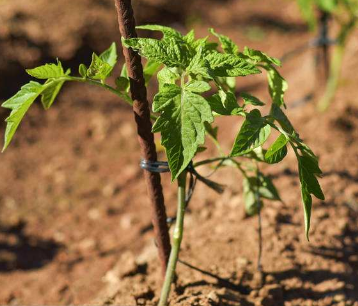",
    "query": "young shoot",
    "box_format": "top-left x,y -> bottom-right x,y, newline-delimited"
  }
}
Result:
1,24 -> 324,306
